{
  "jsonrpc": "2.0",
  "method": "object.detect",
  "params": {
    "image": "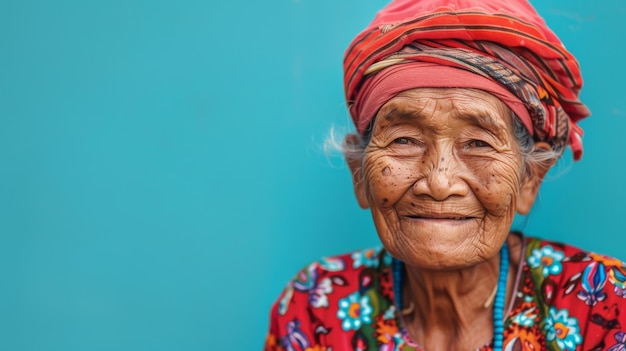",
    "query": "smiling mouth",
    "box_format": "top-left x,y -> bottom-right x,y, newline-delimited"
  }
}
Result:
406,215 -> 473,220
